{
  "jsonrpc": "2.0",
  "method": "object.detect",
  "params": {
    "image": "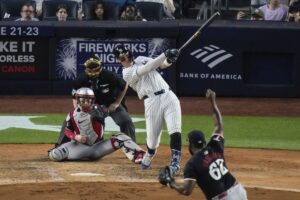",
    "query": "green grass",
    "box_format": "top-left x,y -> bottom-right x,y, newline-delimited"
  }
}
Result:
0,128 -> 59,143
0,114 -> 299,151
